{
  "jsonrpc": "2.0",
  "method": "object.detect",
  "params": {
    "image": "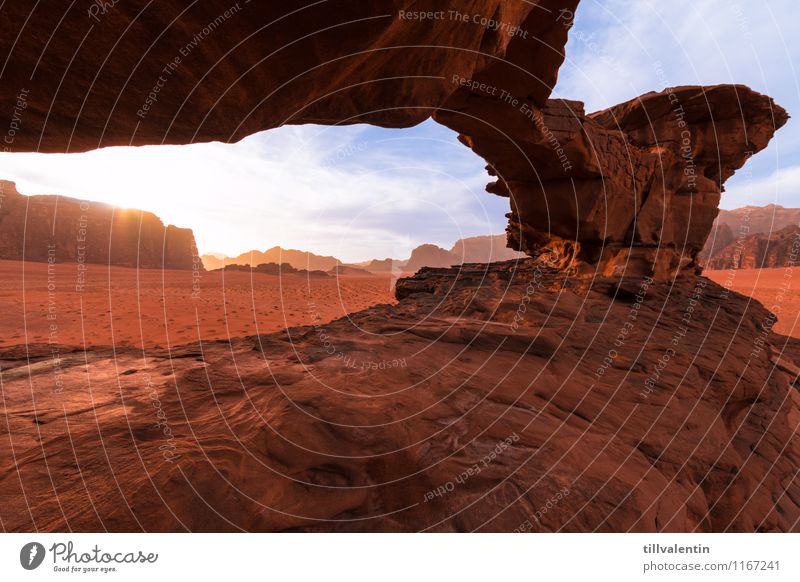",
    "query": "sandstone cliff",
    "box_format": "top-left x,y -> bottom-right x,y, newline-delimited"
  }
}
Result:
701,205 -> 800,265
404,244 -> 457,272
705,224 -> 800,270
0,181 -> 199,270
